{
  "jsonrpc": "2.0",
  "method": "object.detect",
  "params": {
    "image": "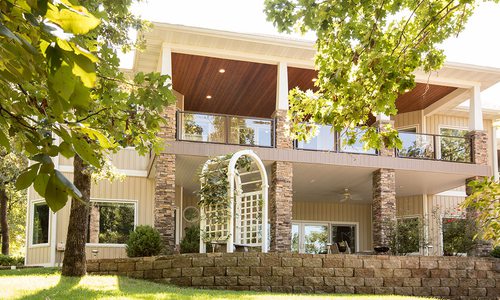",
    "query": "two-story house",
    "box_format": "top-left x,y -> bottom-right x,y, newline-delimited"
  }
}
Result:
25,23 -> 500,266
